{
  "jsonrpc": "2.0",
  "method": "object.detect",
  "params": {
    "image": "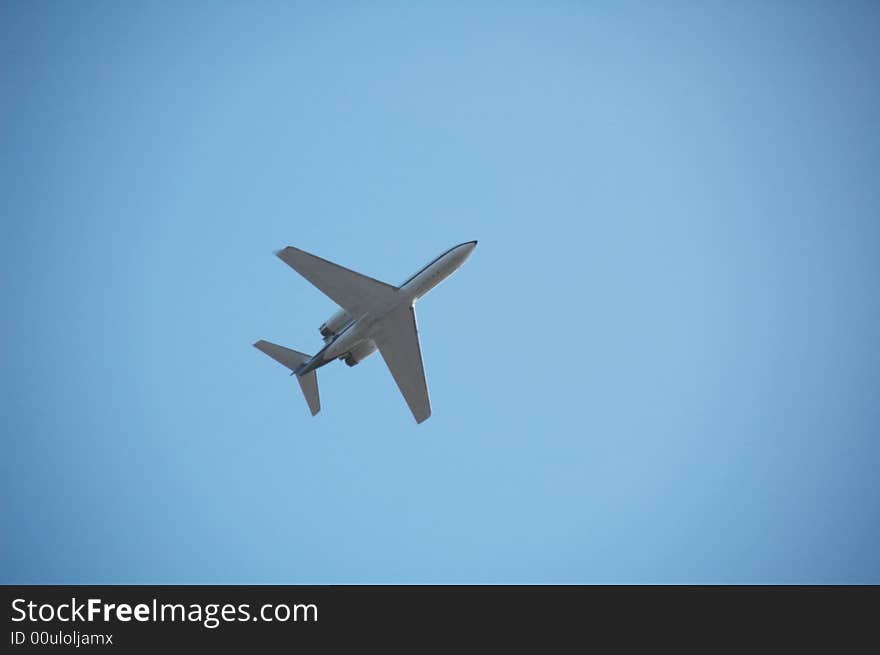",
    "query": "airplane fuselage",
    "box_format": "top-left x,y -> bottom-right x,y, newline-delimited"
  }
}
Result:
300,240 -> 477,373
